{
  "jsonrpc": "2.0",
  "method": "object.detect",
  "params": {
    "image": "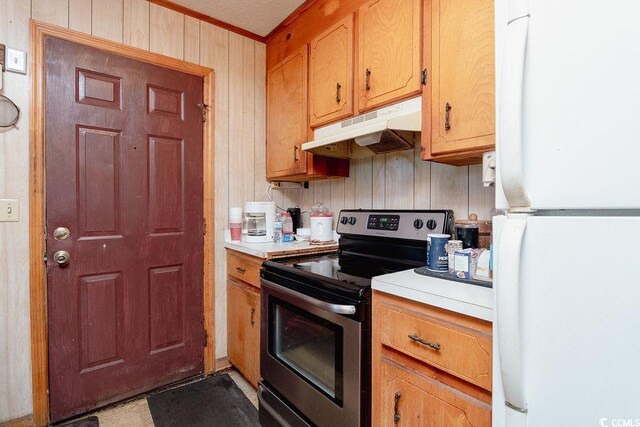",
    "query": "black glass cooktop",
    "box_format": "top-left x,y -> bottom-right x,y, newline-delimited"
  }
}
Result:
262,252 -> 424,302
279,253 -> 400,284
